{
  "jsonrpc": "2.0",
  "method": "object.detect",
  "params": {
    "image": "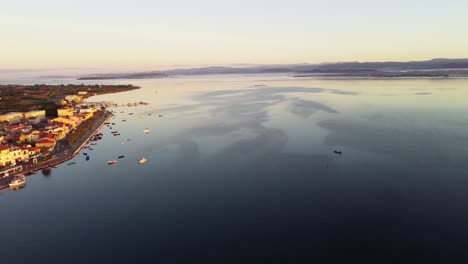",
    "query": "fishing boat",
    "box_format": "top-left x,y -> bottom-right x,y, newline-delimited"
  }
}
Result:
143,128 -> 150,134
67,161 -> 76,165
139,158 -> 147,165
118,155 -> 125,159
9,175 -> 26,190
108,160 -> 118,165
